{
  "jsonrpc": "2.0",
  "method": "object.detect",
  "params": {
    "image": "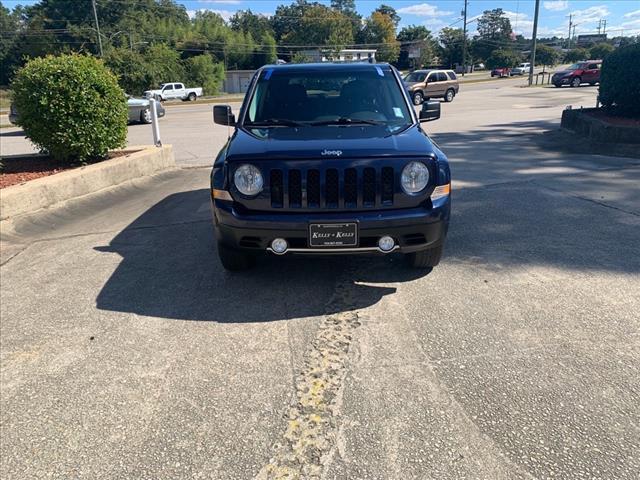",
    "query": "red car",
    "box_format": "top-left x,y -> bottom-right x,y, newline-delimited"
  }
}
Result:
491,67 -> 511,77
552,60 -> 602,87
